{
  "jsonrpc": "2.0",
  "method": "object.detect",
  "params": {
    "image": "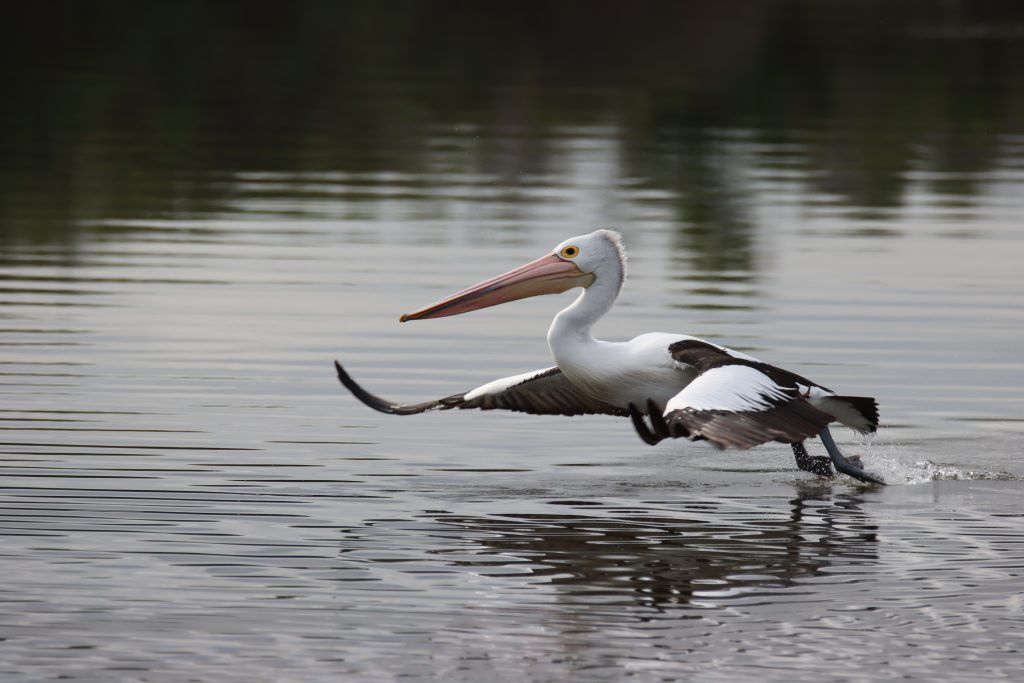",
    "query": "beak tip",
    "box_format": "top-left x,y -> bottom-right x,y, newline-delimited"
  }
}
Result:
399,313 -> 410,323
